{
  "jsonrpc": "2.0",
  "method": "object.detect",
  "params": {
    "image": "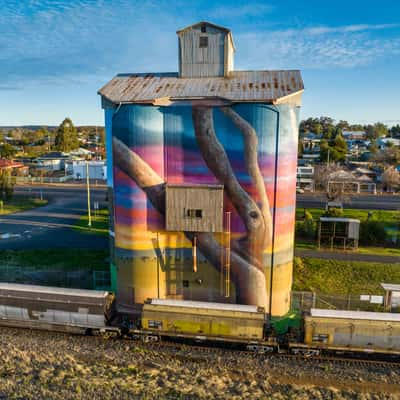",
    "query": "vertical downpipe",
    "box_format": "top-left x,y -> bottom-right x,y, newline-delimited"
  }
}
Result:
265,105 -> 280,323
